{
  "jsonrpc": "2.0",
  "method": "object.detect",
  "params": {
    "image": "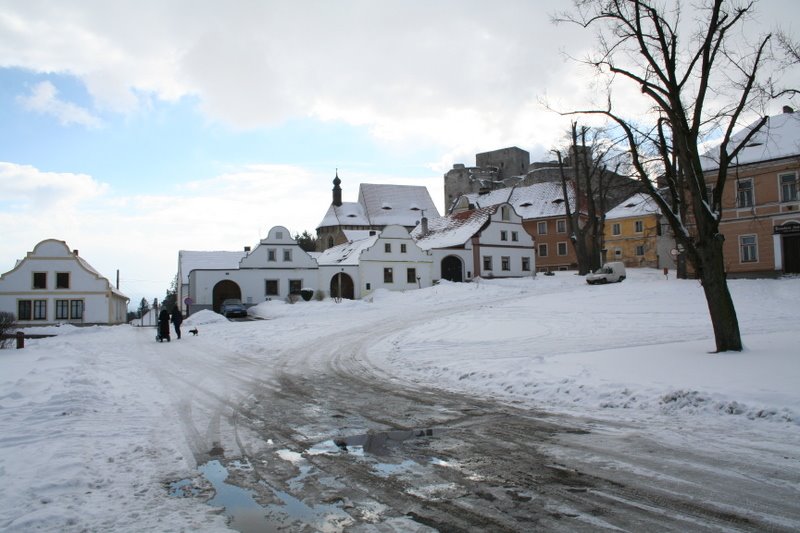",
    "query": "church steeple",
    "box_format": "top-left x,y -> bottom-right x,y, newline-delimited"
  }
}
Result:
332,169 -> 342,207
